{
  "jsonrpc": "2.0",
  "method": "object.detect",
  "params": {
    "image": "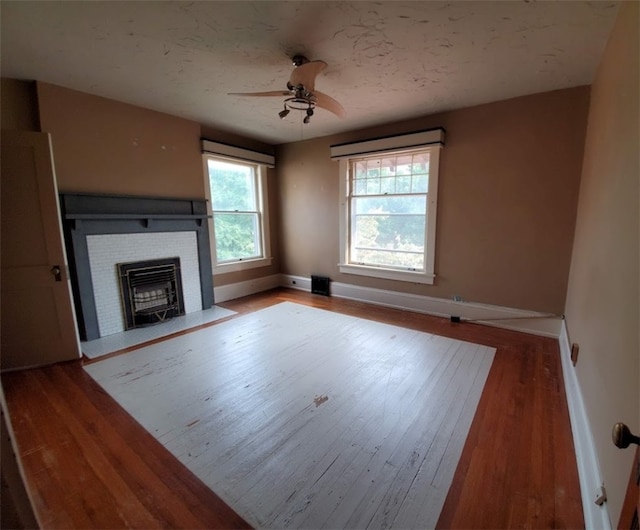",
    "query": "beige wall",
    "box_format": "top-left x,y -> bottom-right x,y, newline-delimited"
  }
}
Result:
37,82 -> 204,199
34,82 -> 280,286
1,79 -> 39,131
9,80 -> 594,314
24,80 -> 590,311
564,2 -> 639,525
277,87 -> 590,314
